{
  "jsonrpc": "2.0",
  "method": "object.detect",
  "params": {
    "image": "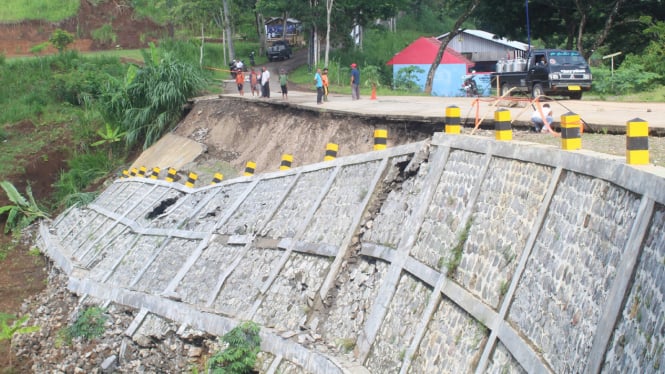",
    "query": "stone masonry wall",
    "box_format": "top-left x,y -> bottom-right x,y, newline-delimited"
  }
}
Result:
38,134 -> 665,373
